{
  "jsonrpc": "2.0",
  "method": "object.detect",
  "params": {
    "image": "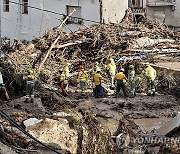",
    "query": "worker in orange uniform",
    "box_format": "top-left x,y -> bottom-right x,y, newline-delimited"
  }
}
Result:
145,63 -> 157,96
114,68 -> 128,97
59,69 -> 68,97
77,66 -> 88,94
93,68 -> 104,98
107,57 -> 116,88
